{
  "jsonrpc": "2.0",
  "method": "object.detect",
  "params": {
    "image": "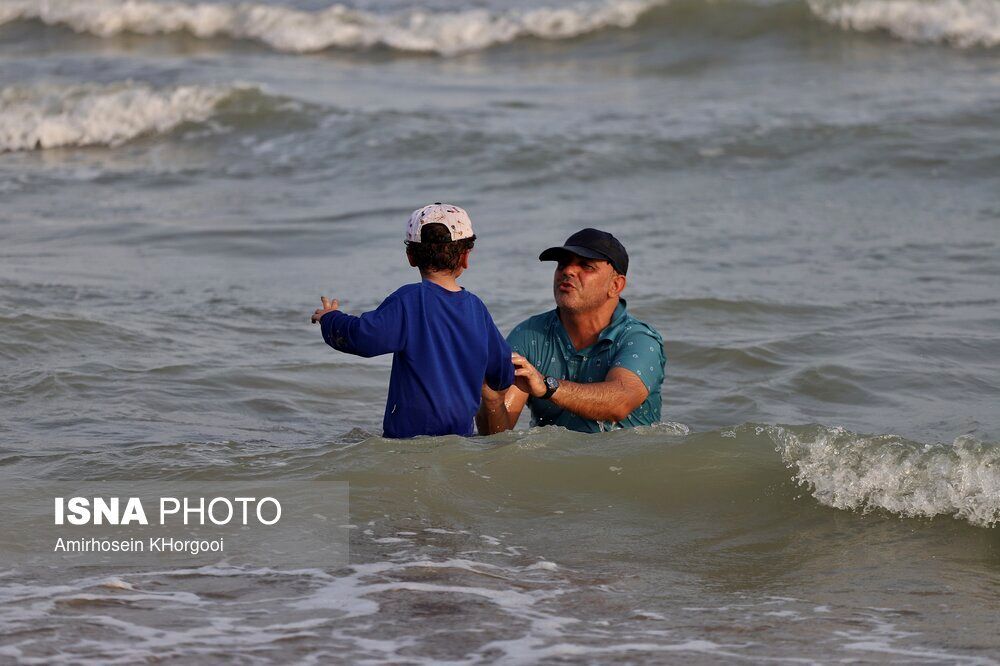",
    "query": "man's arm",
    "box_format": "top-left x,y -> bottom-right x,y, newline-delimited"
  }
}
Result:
512,353 -> 648,423
476,381 -> 529,435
